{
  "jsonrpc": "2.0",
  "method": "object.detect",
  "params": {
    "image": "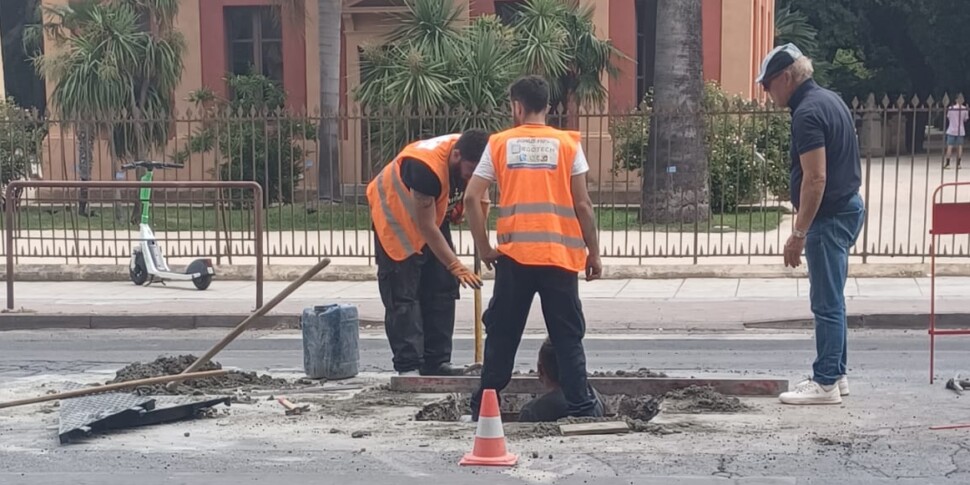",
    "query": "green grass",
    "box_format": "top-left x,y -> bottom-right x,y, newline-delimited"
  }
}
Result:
0,204 -> 785,233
